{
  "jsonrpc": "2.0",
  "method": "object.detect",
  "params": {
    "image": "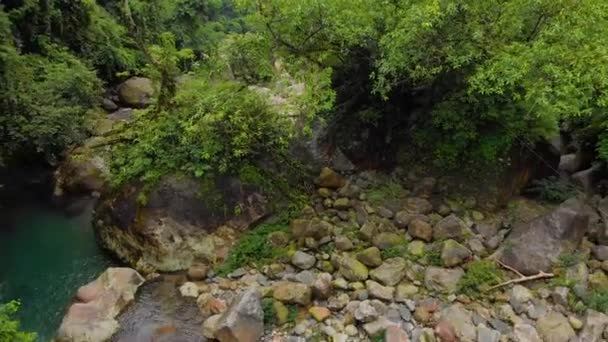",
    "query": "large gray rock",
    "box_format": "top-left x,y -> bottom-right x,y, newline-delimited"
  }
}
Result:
57,268 -> 145,342
118,77 -> 155,107
434,214 -> 471,241
500,199 -> 590,275
369,258 -> 407,286
215,288 -> 264,342
292,251 -> 316,270
338,255 -> 369,282
95,175 -> 268,272
513,323 -> 541,342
